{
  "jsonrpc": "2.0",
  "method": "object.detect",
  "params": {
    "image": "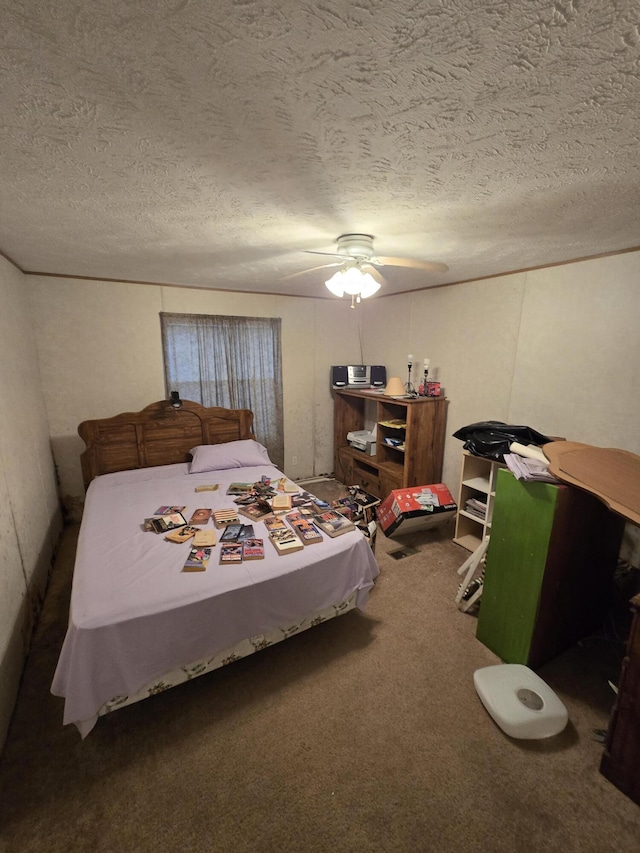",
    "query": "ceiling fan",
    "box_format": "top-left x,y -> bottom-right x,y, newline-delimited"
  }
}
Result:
284,234 -> 449,306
